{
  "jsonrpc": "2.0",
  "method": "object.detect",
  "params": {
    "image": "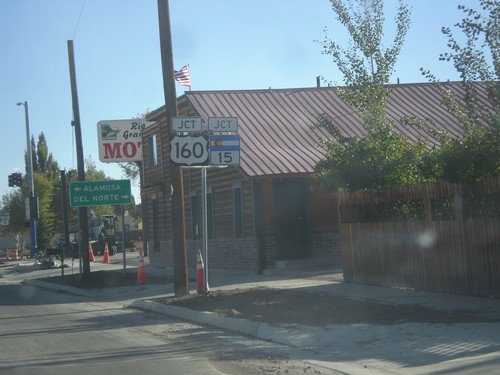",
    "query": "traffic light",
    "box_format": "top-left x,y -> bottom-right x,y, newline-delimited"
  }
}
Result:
13,173 -> 22,187
7,173 -> 22,187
